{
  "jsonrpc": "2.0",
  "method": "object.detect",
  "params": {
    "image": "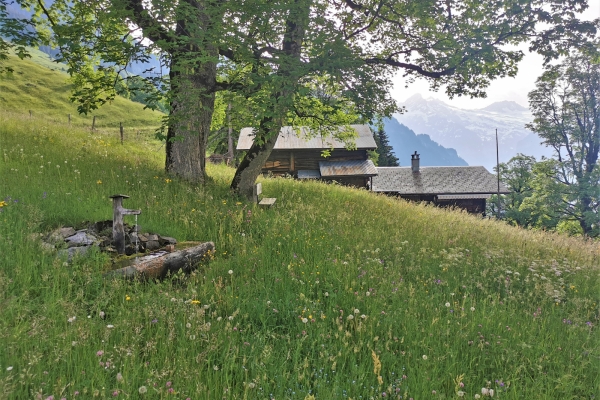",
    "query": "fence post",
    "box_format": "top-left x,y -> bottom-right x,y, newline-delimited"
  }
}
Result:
68,114 -> 71,125
92,116 -> 96,131
120,122 -> 124,144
